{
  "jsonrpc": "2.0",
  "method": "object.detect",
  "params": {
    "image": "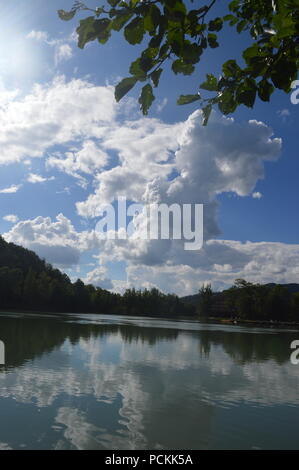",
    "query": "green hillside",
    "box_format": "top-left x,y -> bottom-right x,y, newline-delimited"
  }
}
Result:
0,235 -> 193,316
